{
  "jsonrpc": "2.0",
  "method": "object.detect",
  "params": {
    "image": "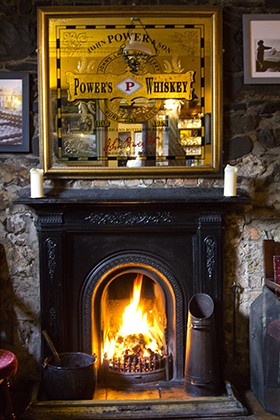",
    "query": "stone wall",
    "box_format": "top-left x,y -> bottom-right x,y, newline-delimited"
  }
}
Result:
0,0 -> 280,389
